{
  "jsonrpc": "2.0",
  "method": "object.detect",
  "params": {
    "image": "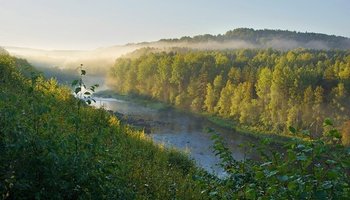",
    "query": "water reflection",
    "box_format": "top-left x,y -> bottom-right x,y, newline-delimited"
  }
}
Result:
94,97 -> 256,177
